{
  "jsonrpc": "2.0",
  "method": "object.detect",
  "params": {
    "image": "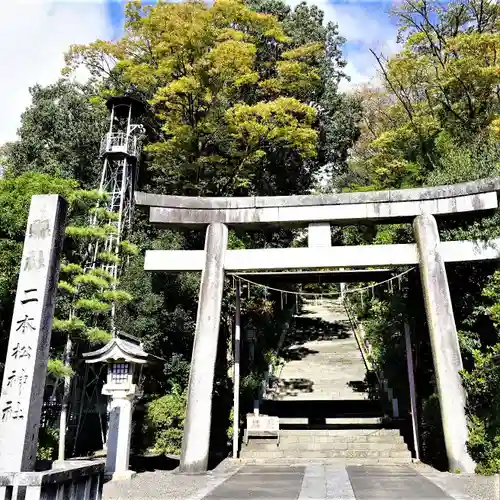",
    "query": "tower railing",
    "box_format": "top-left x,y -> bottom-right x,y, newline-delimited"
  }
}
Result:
99,132 -> 138,157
